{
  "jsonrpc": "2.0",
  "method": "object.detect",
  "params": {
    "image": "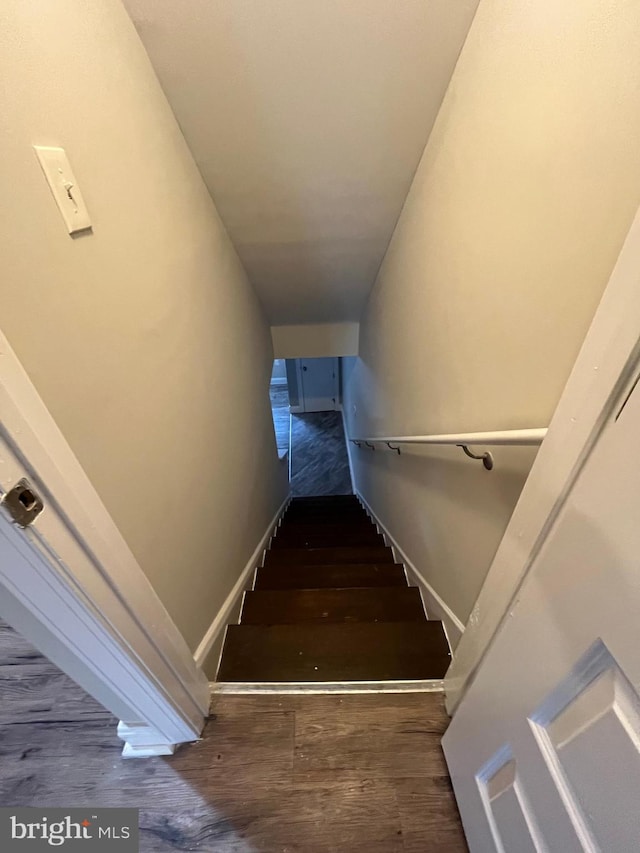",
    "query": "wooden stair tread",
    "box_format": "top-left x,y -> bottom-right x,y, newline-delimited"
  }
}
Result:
264,546 -> 394,566
289,495 -> 359,504
217,622 -> 451,682
282,513 -> 370,525
284,498 -> 365,516
271,532 -> 384,549
254,563 -> 407,590
241,587 -> 426,624
277,522 -> 375,534
285,504 -> 367,512
214,494 -> 451,686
